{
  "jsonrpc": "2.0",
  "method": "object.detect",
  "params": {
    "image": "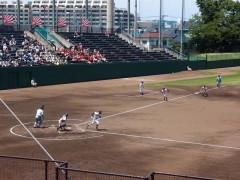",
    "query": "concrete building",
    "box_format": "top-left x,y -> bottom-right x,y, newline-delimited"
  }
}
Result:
0,0 -> 134,32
